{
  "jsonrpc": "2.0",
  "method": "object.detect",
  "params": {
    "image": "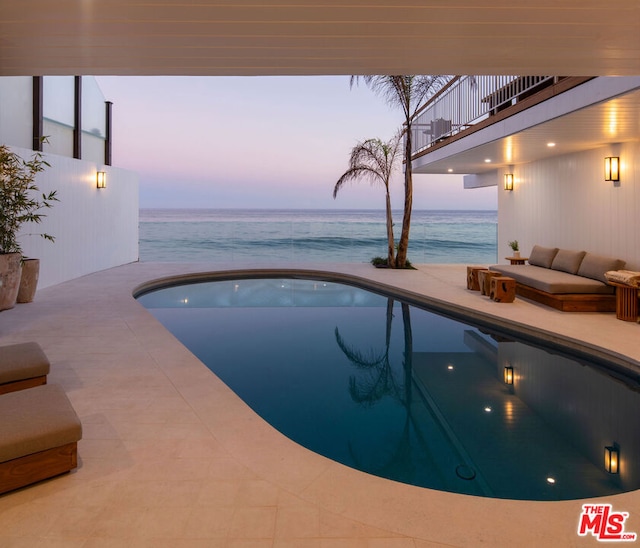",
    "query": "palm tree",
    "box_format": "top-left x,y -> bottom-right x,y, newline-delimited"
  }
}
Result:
351,76 -> 450,267
335,298 -> 400,406
333,133 -> 401,268
335,300 -> 419,481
